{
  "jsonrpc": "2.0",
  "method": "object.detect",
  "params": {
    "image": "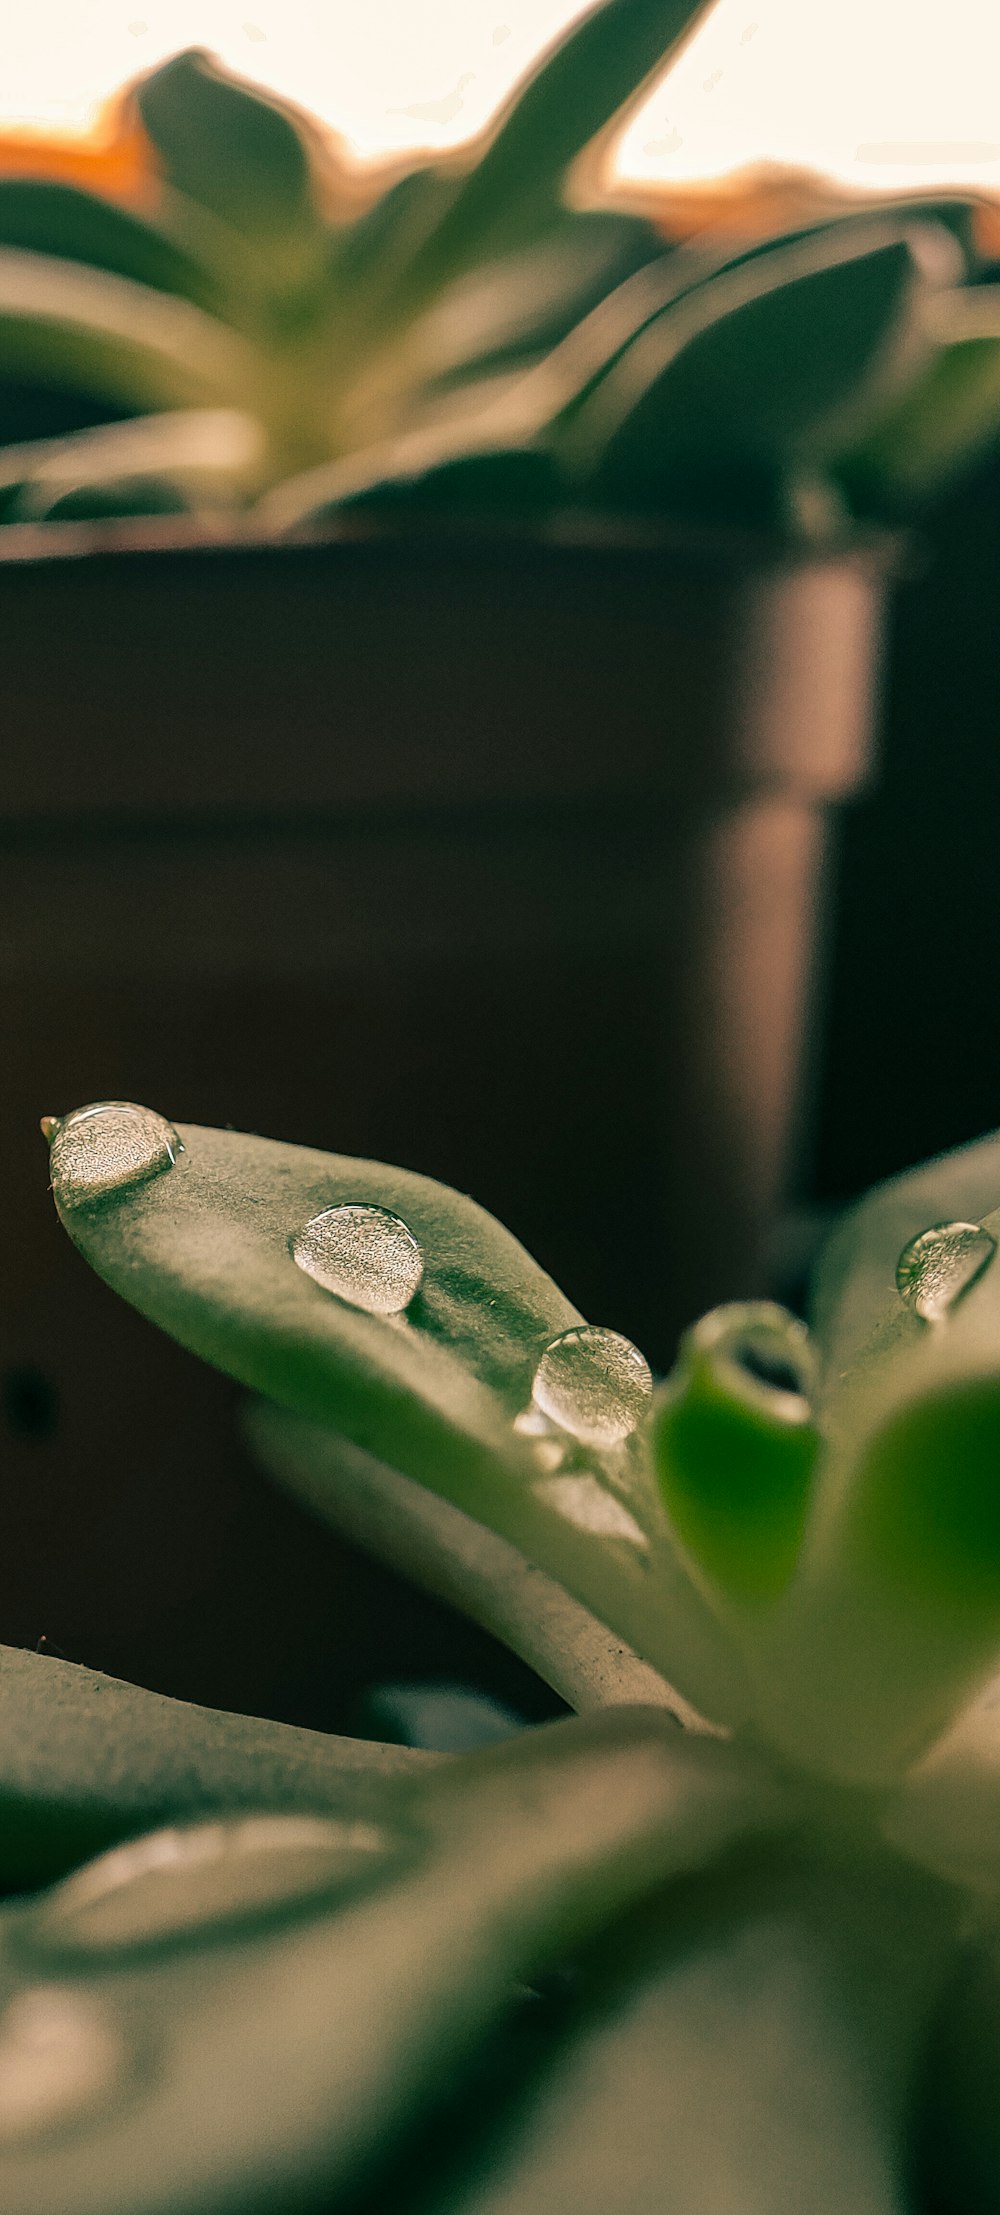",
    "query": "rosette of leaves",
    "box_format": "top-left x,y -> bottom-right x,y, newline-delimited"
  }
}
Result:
0,3 -> 999,539
7,1100 -> 1000,2211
